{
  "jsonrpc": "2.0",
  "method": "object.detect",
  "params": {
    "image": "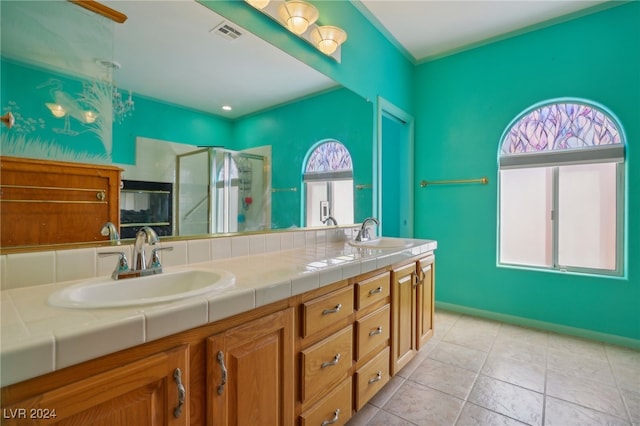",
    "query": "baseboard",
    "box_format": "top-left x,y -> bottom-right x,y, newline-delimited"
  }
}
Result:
435,301 -> 640,350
